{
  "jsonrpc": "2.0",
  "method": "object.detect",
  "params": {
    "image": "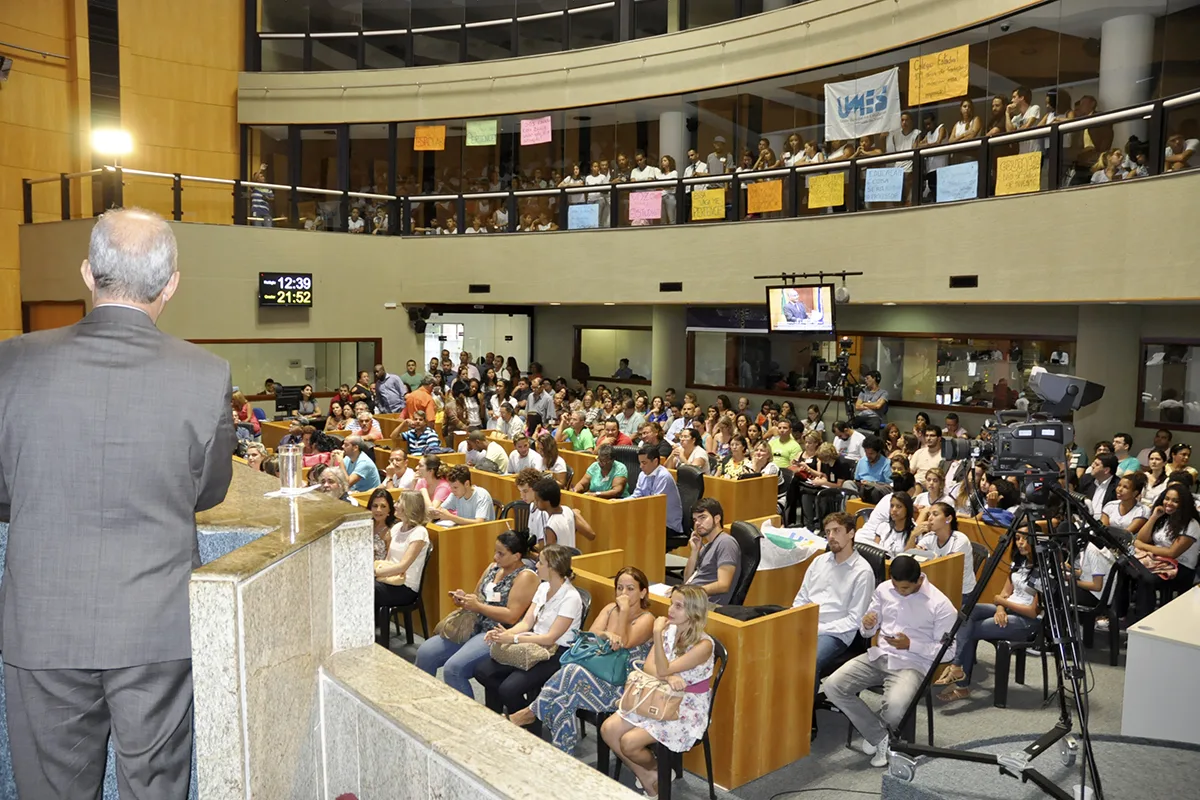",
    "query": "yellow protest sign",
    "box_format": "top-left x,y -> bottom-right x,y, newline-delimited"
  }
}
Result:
908,45 -> 971,105
690,188 -> 725,221
807,173 -> 844,209
994,151 -> 1042,196
747,180 -> 783,214
413,125 -> 446,151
